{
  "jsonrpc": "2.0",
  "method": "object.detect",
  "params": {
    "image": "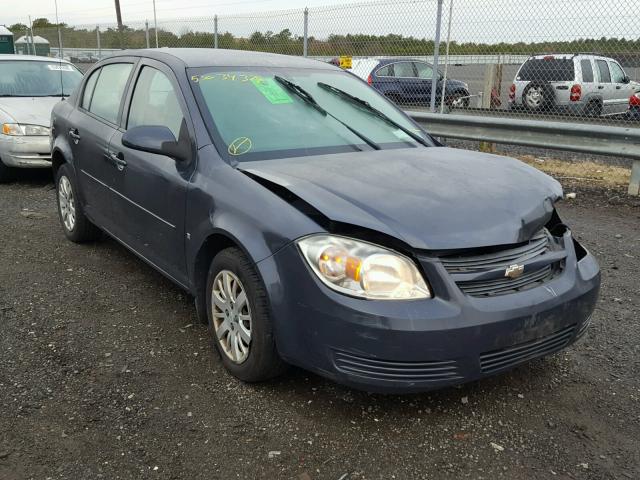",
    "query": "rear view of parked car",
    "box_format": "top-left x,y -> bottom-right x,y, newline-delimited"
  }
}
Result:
0,55 -> 83,182
351,58 -> 470,108
509,53 -> 635,117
